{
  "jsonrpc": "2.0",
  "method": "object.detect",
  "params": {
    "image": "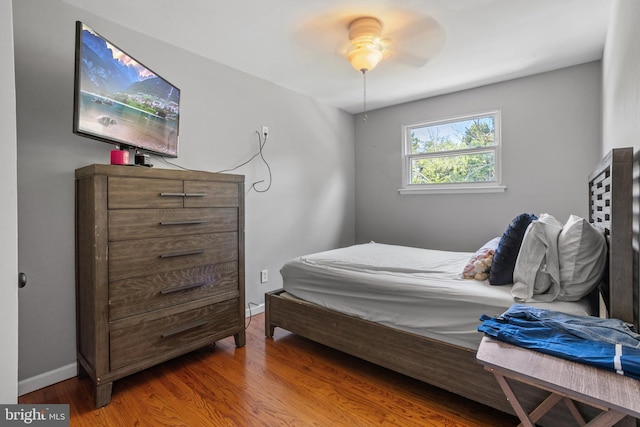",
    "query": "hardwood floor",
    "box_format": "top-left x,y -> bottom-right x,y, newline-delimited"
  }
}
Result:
20,312 -> 517,426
